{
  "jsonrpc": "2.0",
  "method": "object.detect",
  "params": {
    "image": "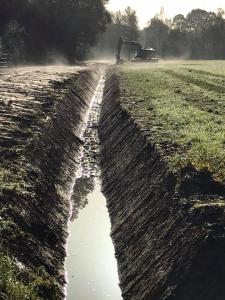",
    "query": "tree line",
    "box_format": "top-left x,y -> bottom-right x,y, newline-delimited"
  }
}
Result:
0,0 -> 110,64
1,2 -> 225,63
95,7 -> 225,60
